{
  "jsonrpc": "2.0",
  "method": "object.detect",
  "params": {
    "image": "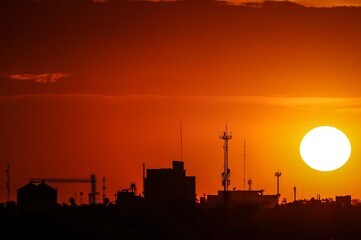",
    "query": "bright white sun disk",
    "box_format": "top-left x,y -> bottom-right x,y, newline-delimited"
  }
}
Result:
300,126 -> 351,172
